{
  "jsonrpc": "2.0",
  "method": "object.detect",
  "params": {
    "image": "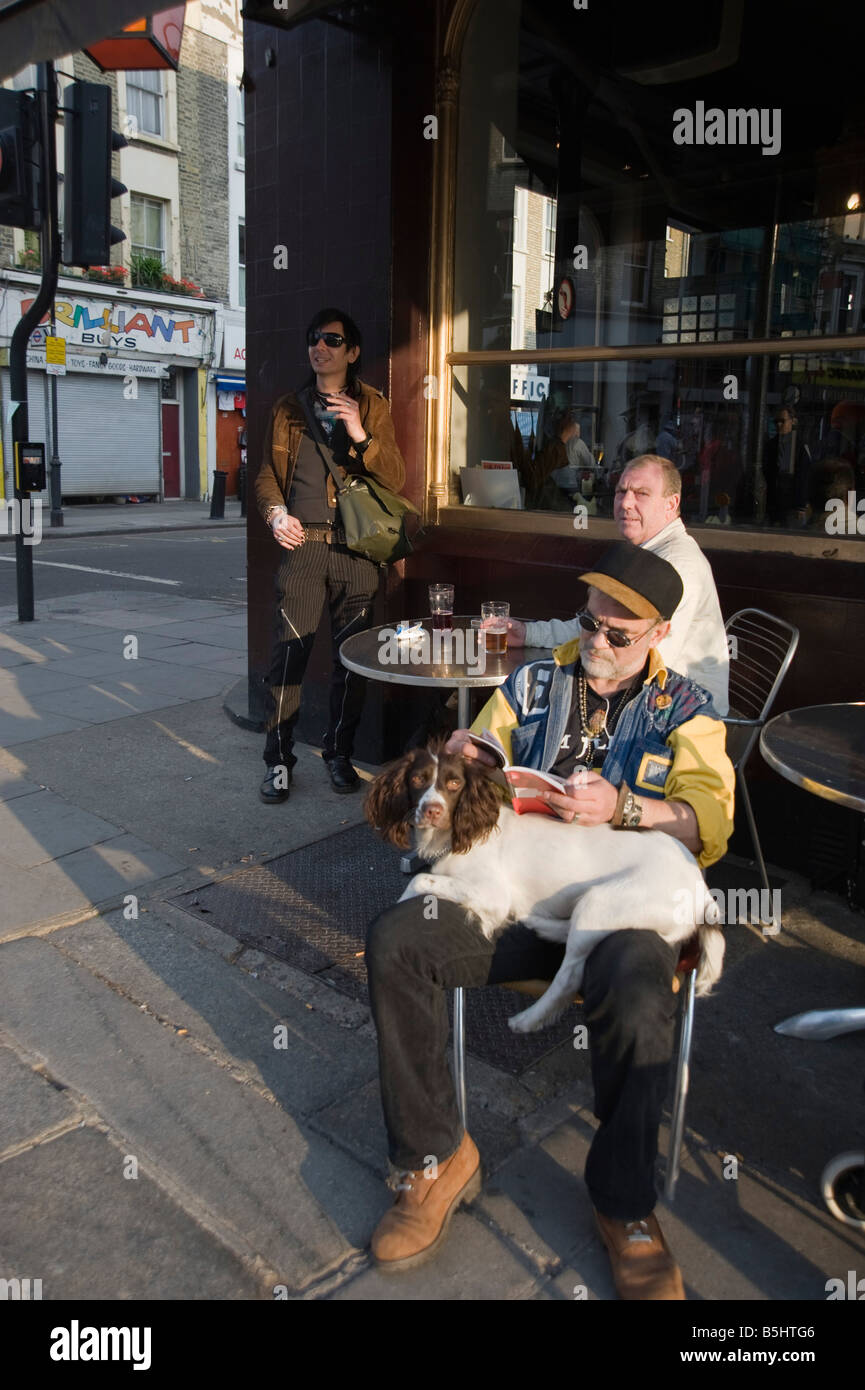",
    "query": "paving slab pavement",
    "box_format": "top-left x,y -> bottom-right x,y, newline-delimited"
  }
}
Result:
0,583 -> 862,1312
